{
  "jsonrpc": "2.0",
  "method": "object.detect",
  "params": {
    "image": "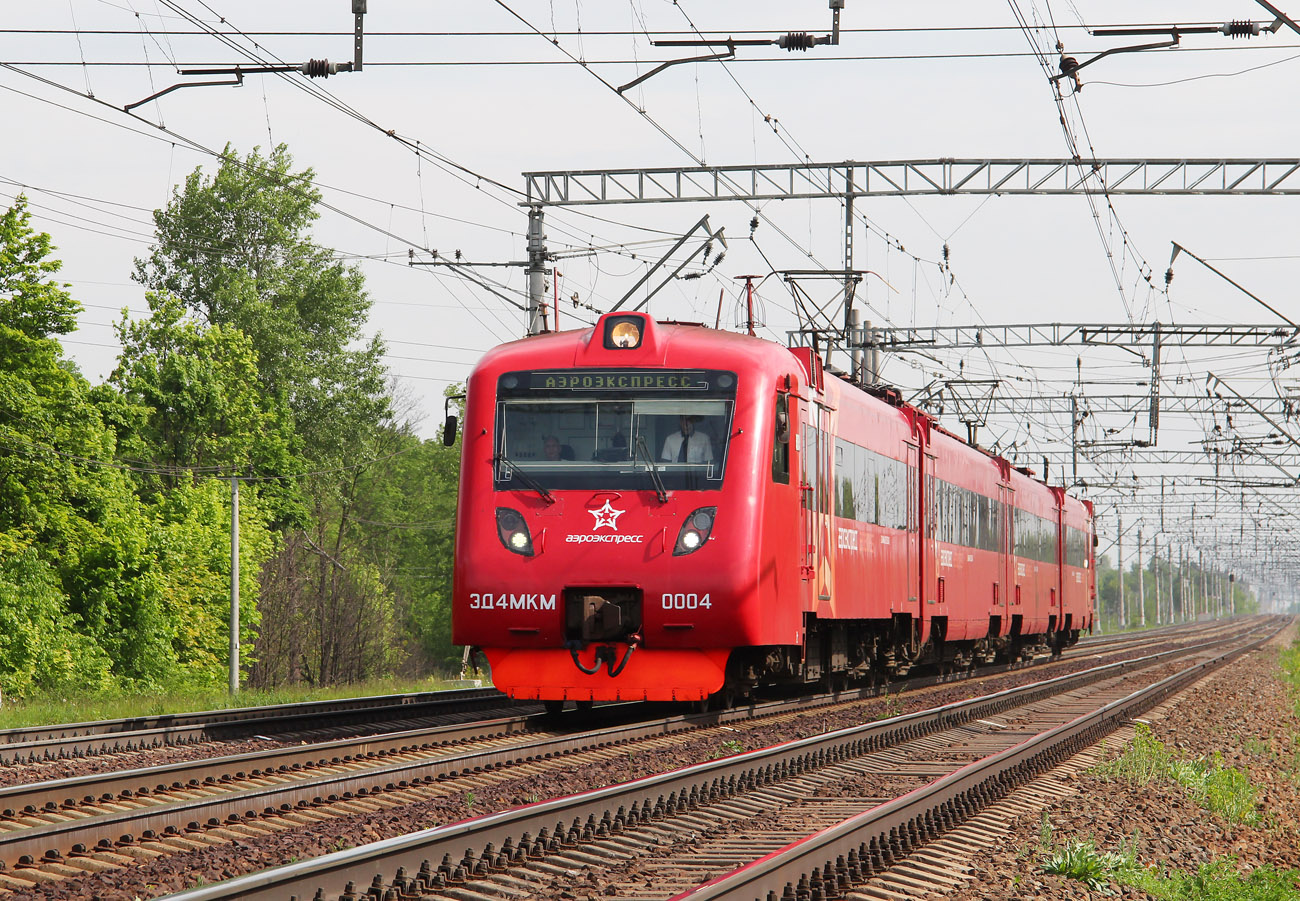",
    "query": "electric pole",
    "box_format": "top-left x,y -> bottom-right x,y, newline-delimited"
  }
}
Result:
229,477 -> 240,695
526,206 -> 548,336
1137,527 -> 1145,627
